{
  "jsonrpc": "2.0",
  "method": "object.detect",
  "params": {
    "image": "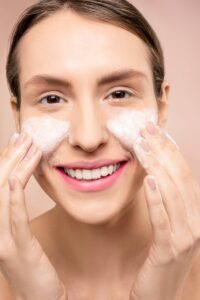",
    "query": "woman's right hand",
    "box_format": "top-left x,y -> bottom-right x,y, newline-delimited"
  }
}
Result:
0,132 -> 67,300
